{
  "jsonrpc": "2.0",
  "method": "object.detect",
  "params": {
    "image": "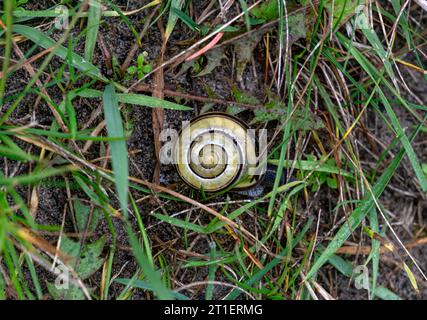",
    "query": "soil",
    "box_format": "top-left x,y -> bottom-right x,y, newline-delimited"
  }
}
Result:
1,0 -> 426,300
